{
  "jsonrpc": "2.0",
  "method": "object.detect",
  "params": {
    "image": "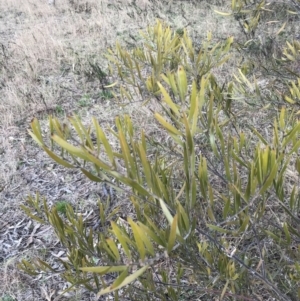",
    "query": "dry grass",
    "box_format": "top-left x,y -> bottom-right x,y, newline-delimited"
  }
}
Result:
1,0 -> 295,300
